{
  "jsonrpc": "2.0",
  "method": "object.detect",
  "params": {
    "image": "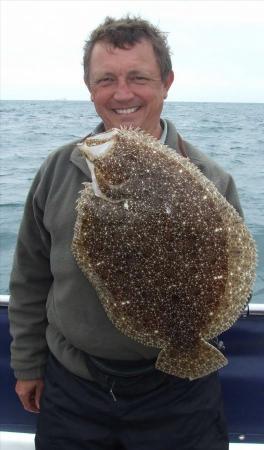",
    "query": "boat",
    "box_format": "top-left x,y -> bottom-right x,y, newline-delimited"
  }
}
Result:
0,294 -> 263,449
